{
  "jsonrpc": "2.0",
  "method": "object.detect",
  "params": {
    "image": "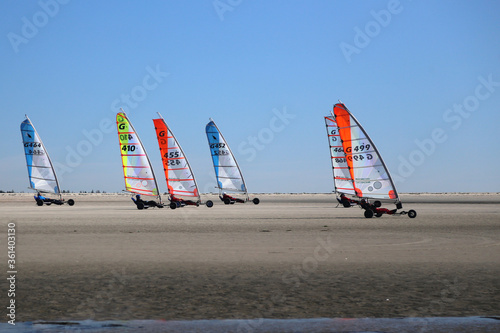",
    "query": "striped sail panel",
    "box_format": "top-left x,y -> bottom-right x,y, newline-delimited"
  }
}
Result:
333,103 -> 398,200
324,116 -> 355,196
205,120 -> 246,193
20,117 -> 60,194
153,117 -> 199,198
116,113 -> 159,196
